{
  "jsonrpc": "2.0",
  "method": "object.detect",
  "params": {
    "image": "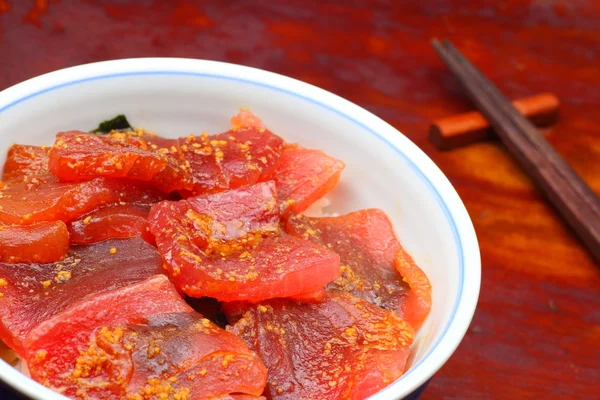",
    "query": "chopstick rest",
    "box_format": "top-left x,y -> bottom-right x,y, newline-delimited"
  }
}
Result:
429,93 -> 559,150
